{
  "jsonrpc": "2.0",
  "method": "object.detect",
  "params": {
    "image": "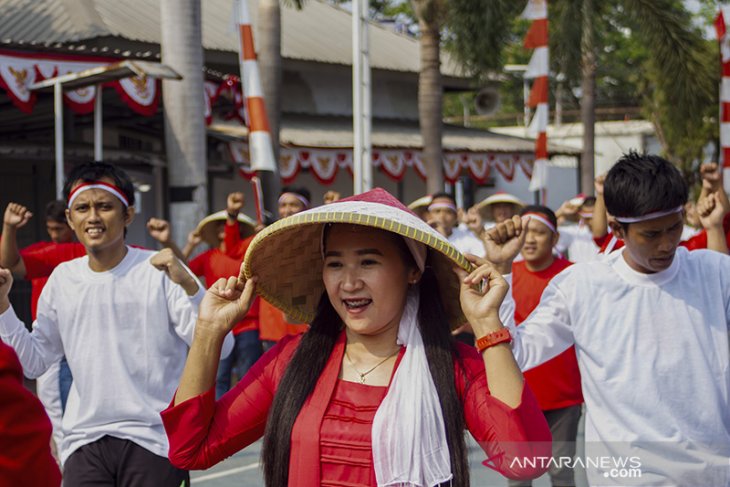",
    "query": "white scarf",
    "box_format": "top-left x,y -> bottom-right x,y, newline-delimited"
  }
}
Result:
371,288 -> 453,486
